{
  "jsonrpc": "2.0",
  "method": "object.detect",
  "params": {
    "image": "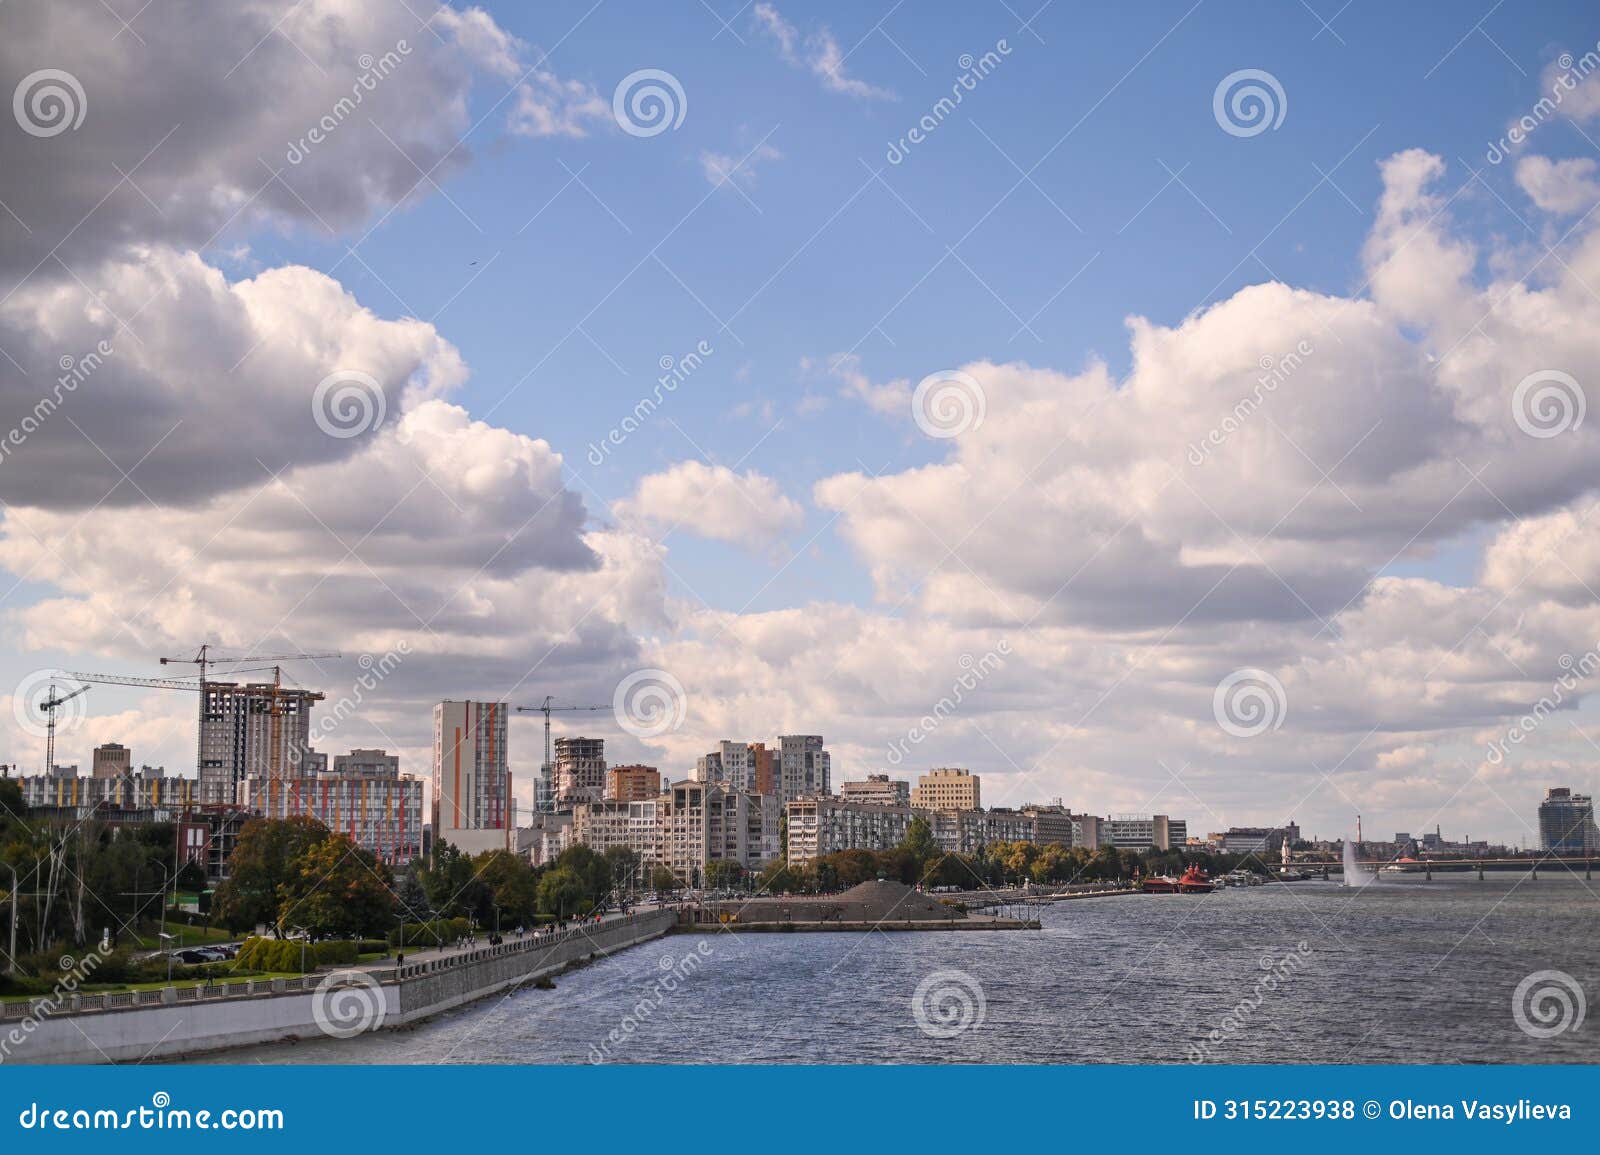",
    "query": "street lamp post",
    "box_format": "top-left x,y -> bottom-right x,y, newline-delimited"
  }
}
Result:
3,862 -> 17,977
